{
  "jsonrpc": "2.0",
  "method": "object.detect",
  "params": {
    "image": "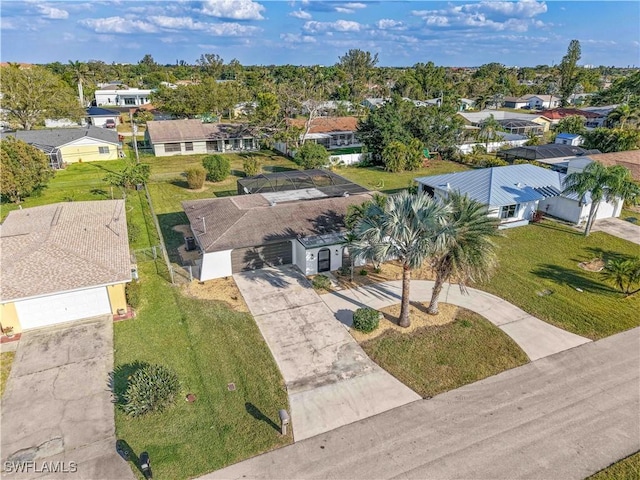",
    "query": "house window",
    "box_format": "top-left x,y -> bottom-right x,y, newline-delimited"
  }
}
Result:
500,204 -> 518,219
124,98 -> 136,105
165,143 -> 181,153
98,146 -> 110,154
185,142 -> 194,151
206,141 -> 219,152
